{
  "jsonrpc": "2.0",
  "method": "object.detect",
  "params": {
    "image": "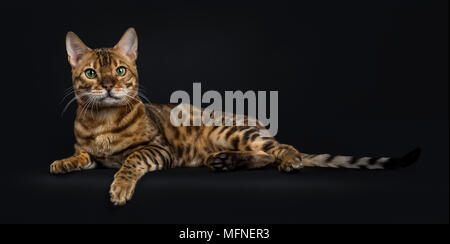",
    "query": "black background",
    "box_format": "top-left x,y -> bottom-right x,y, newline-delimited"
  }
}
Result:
0,0 -> 447,224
